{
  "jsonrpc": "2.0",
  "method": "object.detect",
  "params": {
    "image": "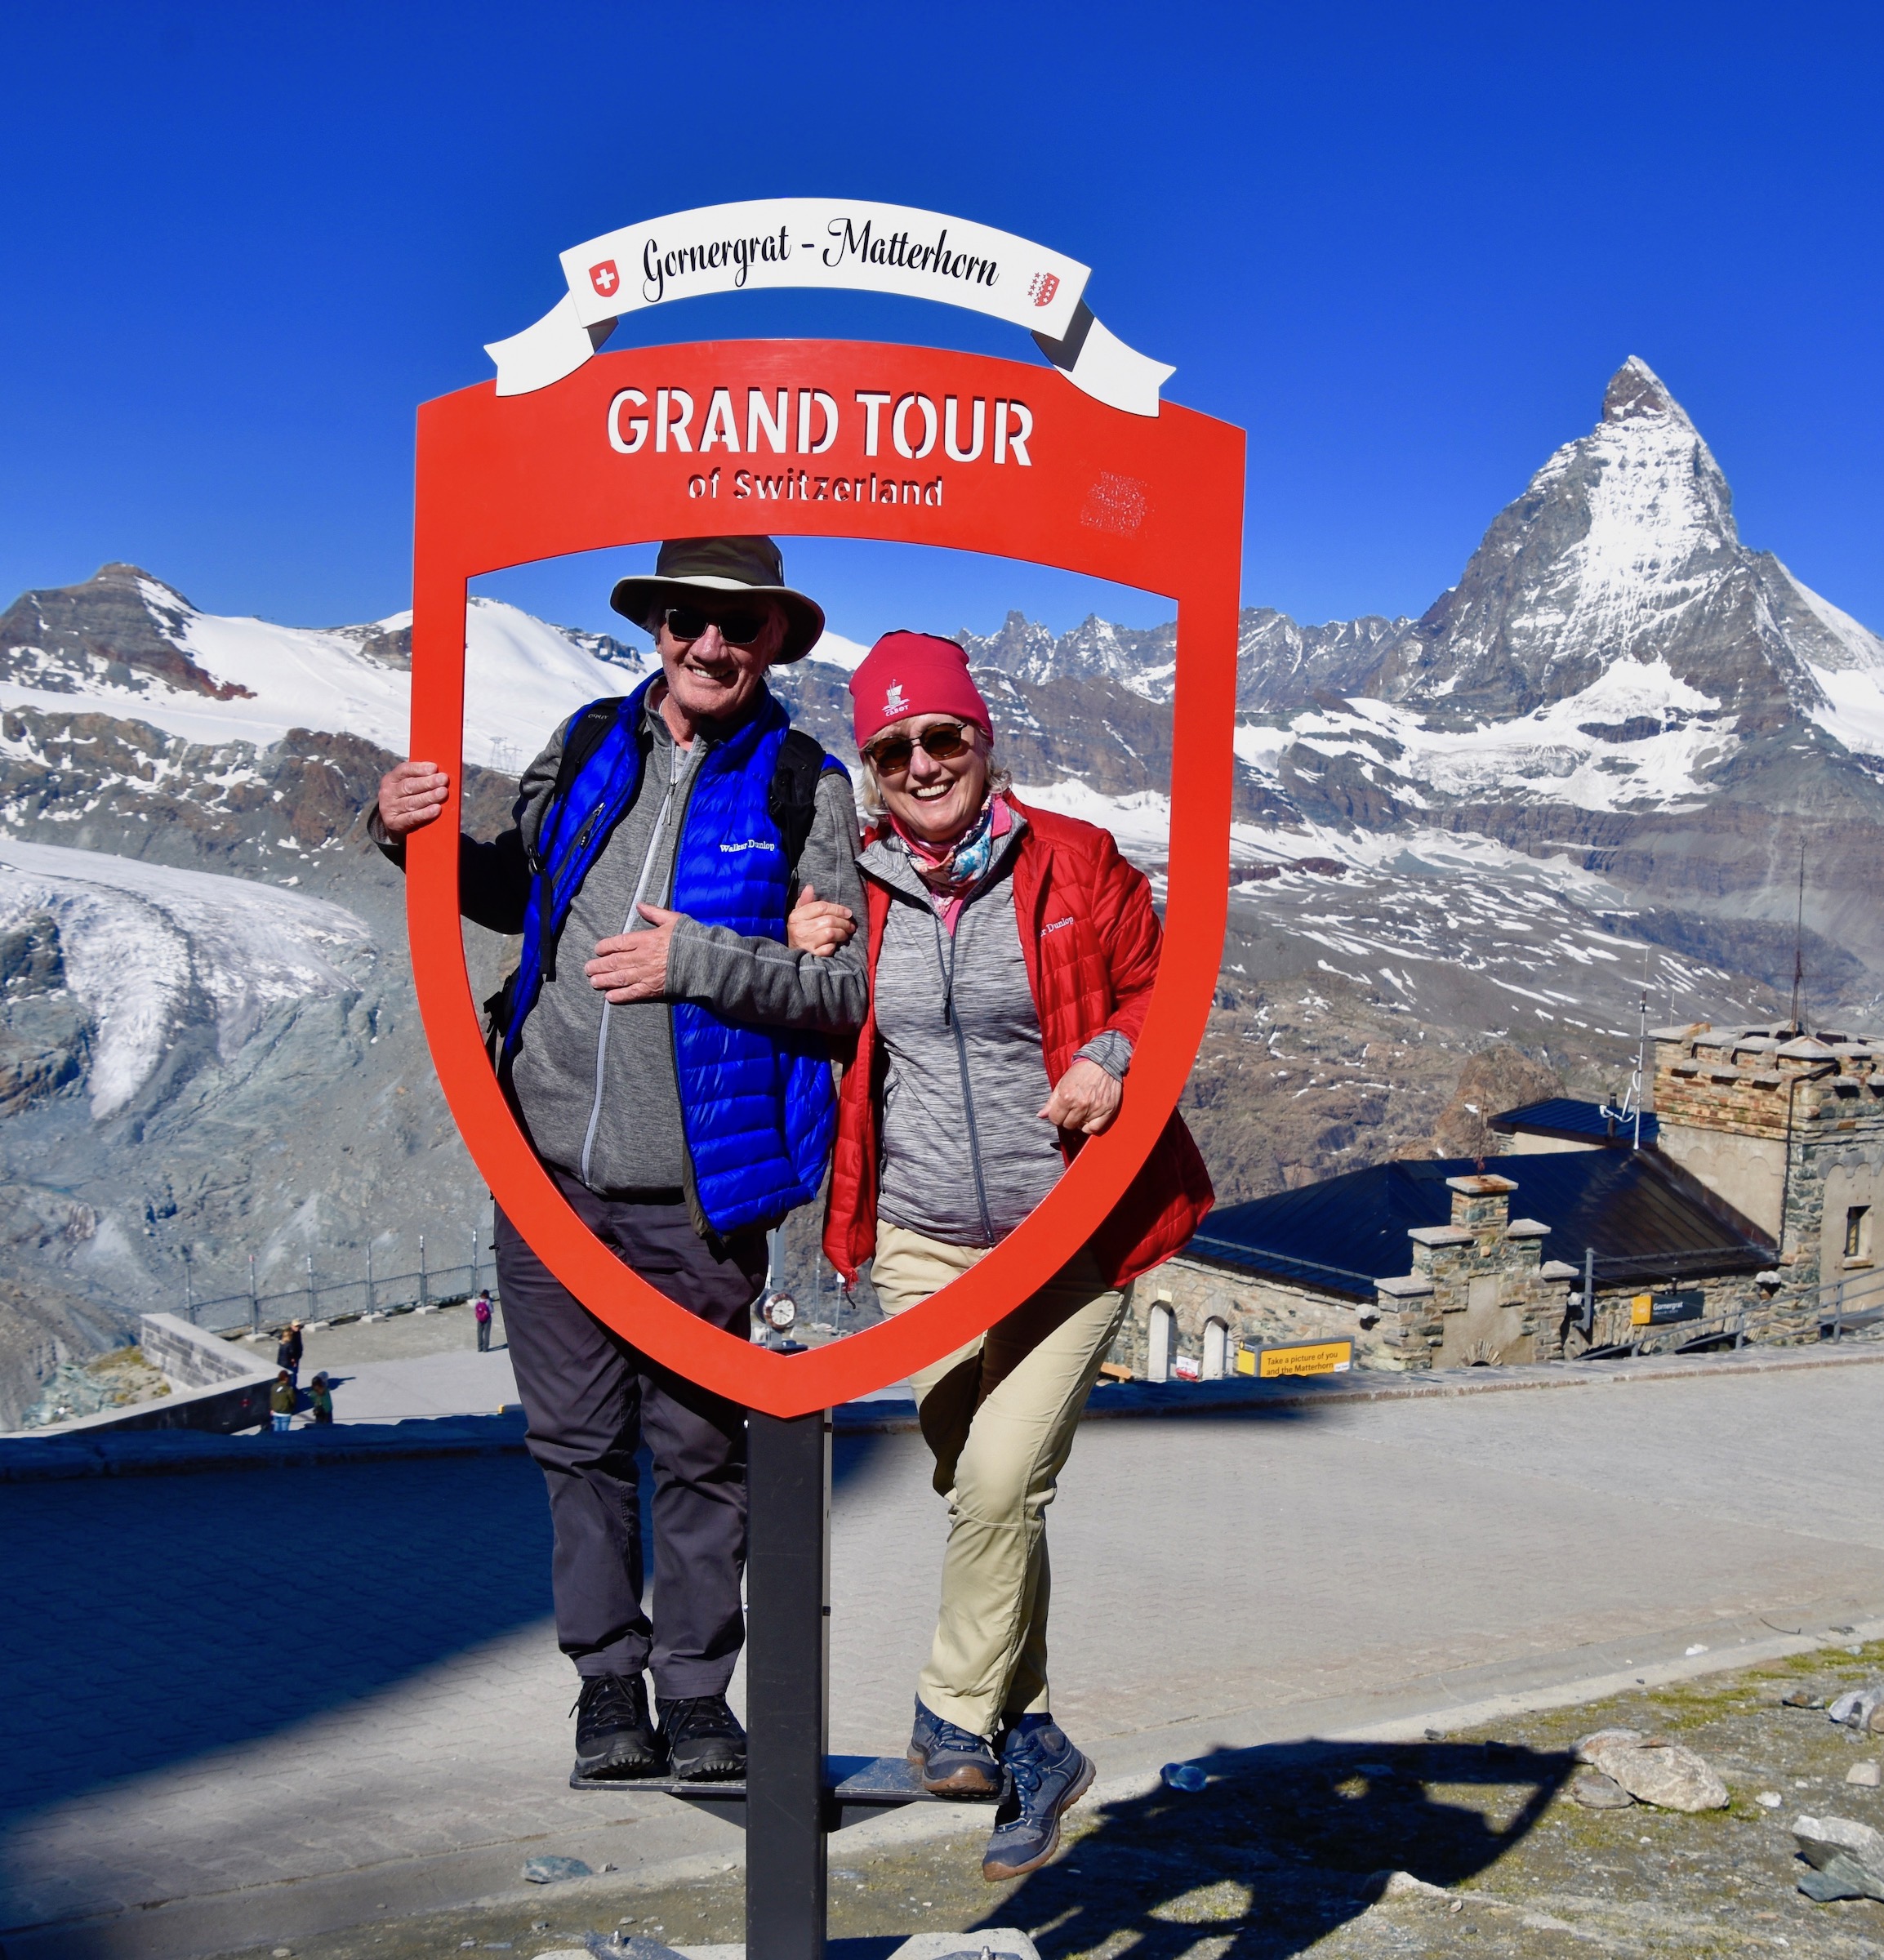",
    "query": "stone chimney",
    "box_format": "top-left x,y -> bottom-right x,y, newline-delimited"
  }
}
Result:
1371,1173 -> 1575,1369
